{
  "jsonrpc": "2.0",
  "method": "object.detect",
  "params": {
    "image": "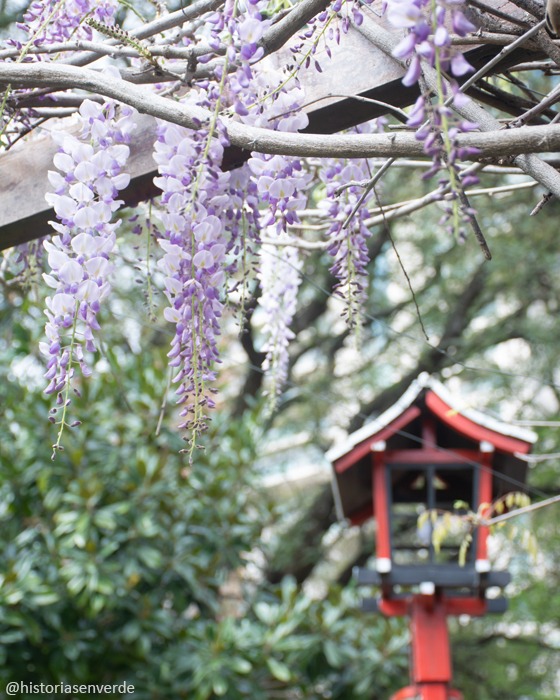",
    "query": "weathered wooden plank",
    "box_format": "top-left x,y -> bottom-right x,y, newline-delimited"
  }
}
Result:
0,16 -> 541,251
